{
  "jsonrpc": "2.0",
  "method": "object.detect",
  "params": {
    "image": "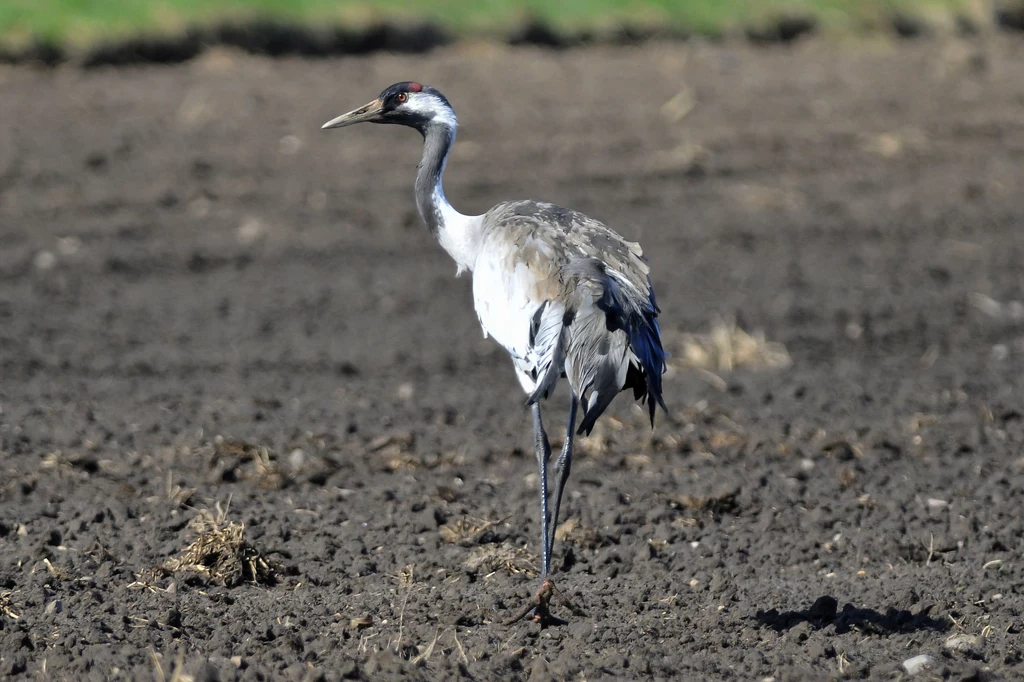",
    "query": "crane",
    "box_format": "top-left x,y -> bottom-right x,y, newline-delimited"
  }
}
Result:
322,82 -> 667,625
